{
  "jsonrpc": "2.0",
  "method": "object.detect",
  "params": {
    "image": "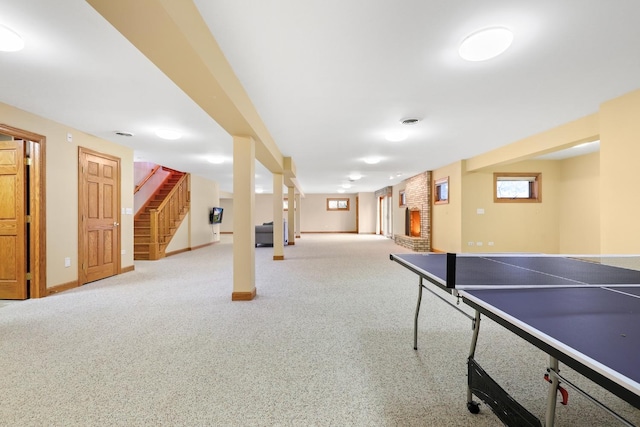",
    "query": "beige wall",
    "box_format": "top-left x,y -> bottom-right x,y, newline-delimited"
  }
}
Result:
1,101 -> 223,291
600,89 -> 640,253
165,173 -> 221,253
392,184 -> 405,236
430,155 -> 601,254
462,160 -> 561,253
431,161 -> 462,253
357,192 -> 376,234
428,88 -> 640,255
0,102 -> 134,289
255,194 -> 282,225
558,152 -> 600,254
219,198 -> 234,233
190,174 -> 221,247
222,193 -> 358,233
300,193 -> 357,232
